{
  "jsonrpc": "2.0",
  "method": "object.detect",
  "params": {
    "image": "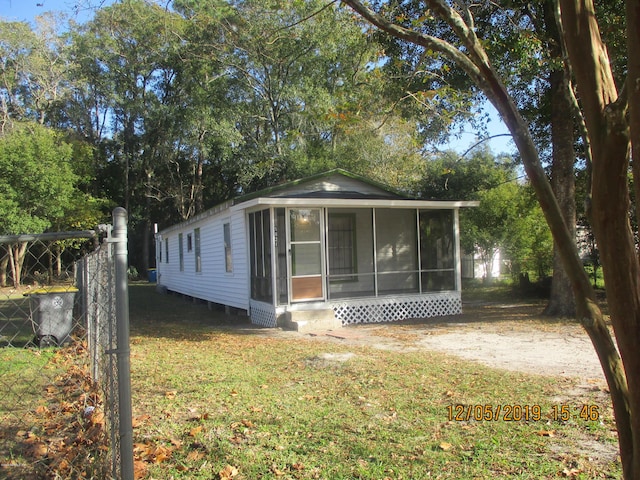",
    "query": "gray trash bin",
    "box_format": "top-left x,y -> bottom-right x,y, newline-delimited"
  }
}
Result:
29,287 -> 78,347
